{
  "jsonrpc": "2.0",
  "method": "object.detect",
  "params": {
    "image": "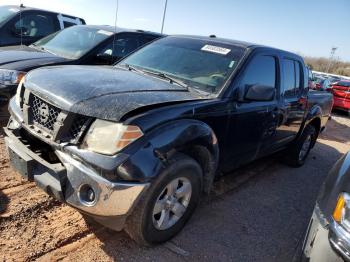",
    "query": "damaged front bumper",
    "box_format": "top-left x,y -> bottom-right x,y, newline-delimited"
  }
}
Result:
4,120 -> 149,231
